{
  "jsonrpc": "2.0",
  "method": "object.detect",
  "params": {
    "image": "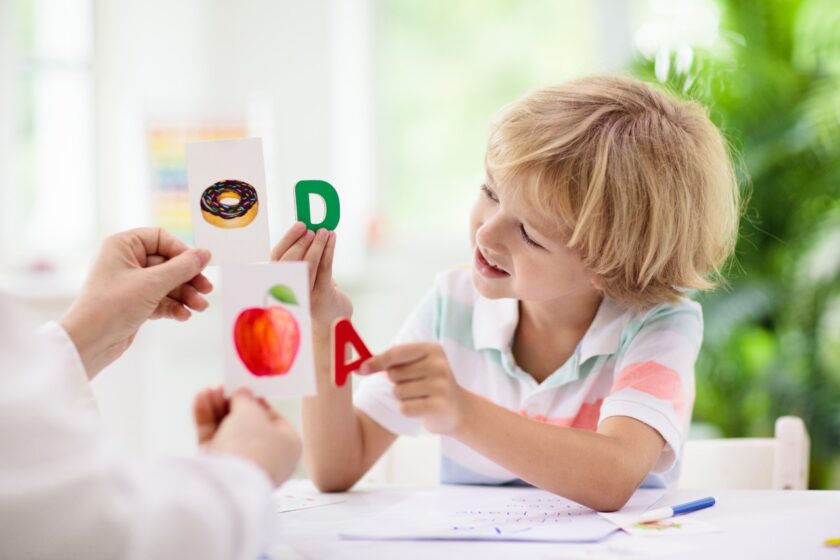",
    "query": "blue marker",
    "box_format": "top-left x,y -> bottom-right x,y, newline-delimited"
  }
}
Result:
639,496 -> 715,523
